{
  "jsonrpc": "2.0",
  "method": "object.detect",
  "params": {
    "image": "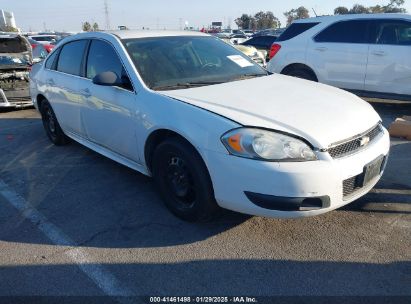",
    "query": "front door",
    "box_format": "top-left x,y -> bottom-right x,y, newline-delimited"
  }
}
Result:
307,19 -> 371,91
78,39 -> 140,162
